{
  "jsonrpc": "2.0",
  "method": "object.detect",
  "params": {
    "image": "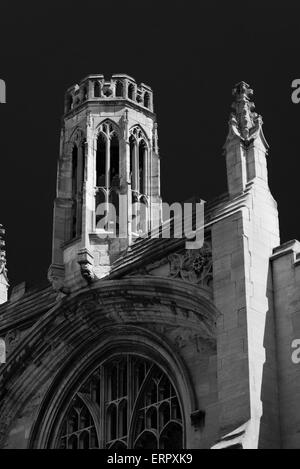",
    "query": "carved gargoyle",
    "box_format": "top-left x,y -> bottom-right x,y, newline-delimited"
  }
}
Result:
47,266 -> 69,296
80,262 -> 95,284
